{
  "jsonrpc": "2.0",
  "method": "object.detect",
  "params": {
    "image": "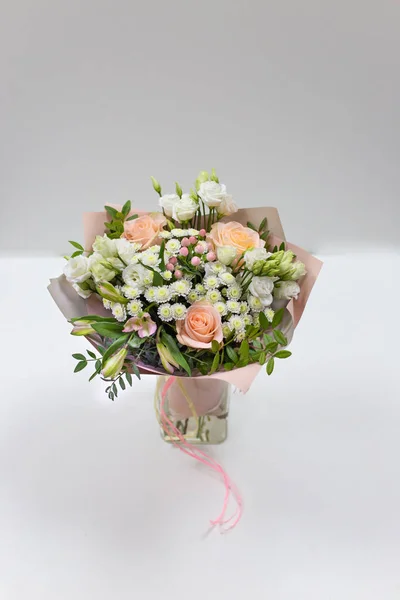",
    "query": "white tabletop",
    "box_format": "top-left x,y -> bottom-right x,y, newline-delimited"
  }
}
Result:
0,254 -> 399,599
